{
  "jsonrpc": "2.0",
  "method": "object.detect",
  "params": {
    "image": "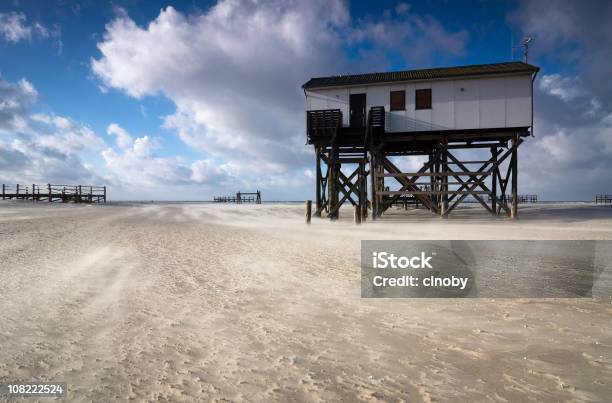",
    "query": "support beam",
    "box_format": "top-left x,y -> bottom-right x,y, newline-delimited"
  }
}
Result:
369,147 -> 380,219
354,205 -> 361,224
308,113 -> 528,220
315,147 -> 323,217
445,146 -> 514,215
441,139 -> 448,217
328,145 -> 339,220
491,146 -> 497,214
359,162 -> 368,221
511,132 -> 519,219
380,157 -> 438,214
319,152 -> 368,220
